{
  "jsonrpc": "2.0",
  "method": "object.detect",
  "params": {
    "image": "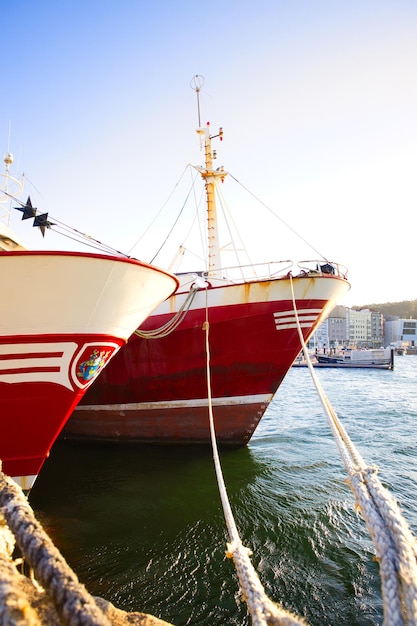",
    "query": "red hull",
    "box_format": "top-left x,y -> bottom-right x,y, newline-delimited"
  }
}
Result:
66,114 -> 351,447
0,334 -> 123,487
65,400 -> 268,445
68,273 -> 350,445
0,250 -> 178,489
83,301 -> 293,403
